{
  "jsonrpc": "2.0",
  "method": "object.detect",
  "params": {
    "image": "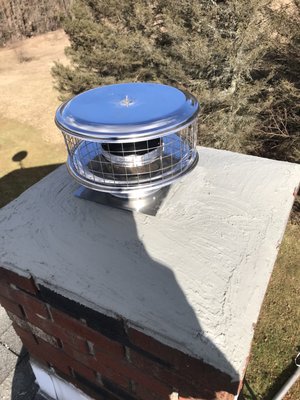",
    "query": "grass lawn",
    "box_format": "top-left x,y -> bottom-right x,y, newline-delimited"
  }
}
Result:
0,117 -> 65,208
0,30 -> 67,206
243,222 -> 300,400
0,30 -> 299,400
